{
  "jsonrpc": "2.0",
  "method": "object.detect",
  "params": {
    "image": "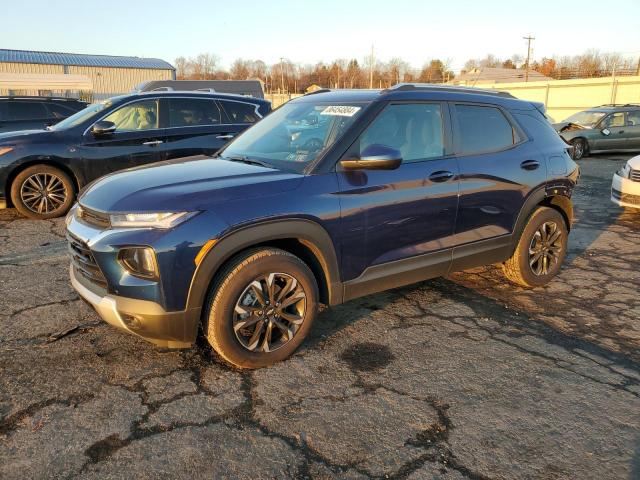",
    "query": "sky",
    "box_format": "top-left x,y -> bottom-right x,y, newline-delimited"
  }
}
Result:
2,0 -> 639,72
